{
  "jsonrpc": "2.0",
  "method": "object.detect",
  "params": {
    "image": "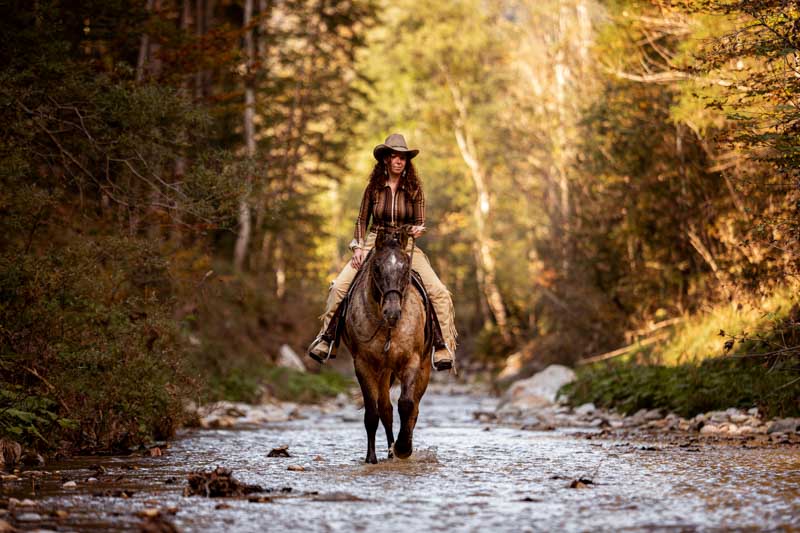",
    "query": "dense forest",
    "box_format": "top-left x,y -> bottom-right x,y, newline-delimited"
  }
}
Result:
1,0 -> 798,453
